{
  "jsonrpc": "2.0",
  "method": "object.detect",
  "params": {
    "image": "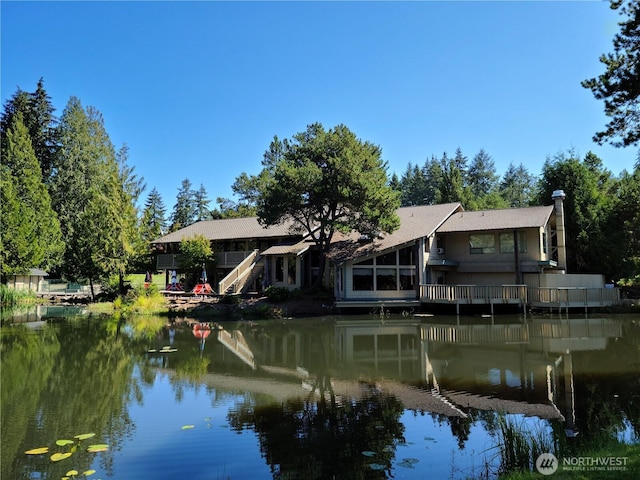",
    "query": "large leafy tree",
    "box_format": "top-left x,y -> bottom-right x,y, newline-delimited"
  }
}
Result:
536,150 -> 616,276
0,113 -> 63,277
581,0 -> 640,147
236,123 -> 400,286
607,159 -> 640,280
49,97 -> 122,295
